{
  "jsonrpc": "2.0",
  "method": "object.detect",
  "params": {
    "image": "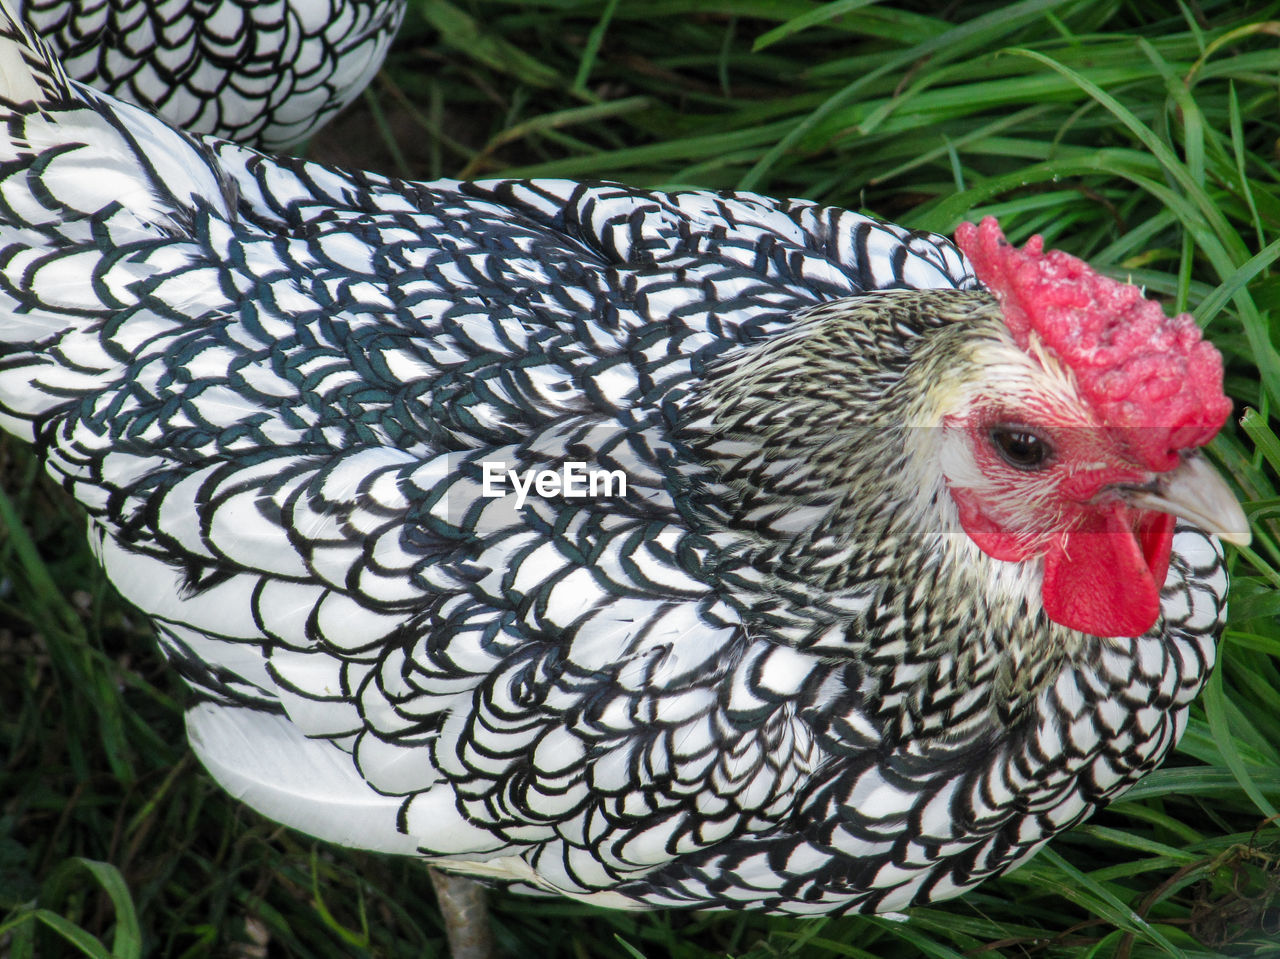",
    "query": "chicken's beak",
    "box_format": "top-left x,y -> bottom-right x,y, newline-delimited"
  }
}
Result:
1120,453 -> 1252,546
